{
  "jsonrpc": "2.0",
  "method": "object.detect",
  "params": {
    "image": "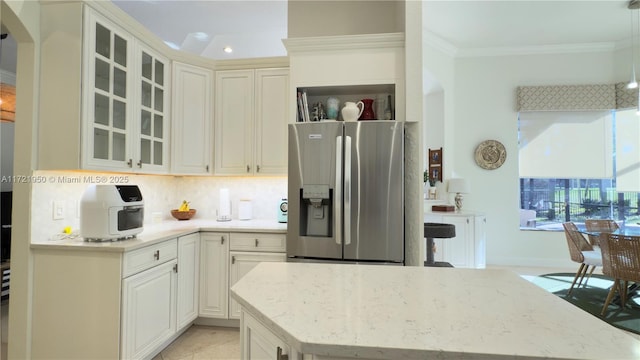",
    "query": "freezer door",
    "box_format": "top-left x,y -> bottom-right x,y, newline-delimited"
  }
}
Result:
287,122 -> 344,260
343,121 -> 404,262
